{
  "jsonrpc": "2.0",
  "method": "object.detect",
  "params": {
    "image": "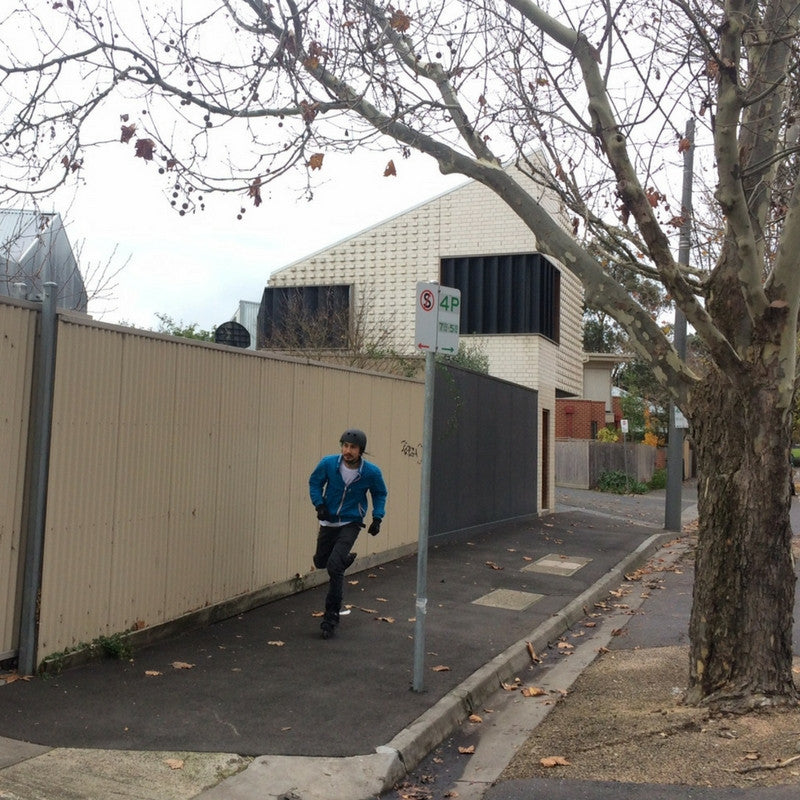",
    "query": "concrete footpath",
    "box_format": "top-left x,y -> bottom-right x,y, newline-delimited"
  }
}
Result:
1,485 -> 700,799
